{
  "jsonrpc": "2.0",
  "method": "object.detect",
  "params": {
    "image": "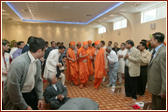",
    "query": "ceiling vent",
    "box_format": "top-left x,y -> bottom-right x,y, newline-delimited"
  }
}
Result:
22,9 -> 29,12
131,3 -> 141,7
86,14 -> 92,16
